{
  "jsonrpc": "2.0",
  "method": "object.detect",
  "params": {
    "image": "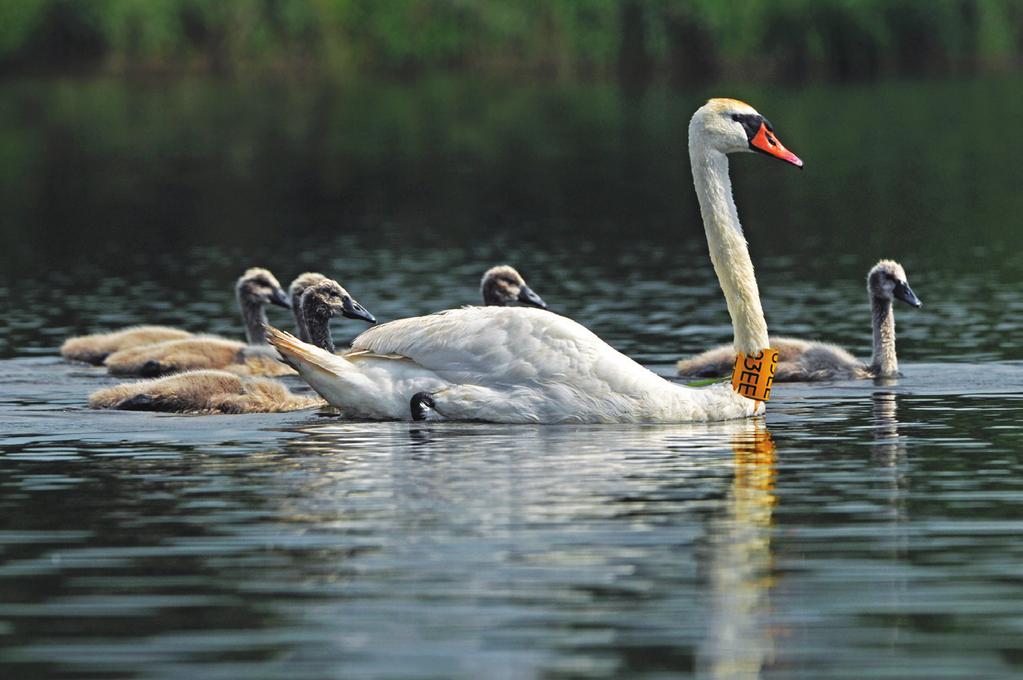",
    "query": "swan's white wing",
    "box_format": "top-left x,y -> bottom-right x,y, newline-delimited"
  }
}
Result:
349,306 -> 662,394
